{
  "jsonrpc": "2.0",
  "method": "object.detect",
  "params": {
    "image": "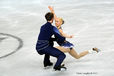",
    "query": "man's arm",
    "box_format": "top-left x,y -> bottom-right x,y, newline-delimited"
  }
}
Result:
52,26 -> 65,43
